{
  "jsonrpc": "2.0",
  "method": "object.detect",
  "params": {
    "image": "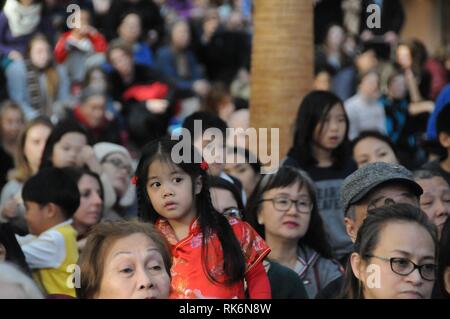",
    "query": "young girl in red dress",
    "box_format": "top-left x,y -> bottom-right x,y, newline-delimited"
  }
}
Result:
135,137 -> 271,299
